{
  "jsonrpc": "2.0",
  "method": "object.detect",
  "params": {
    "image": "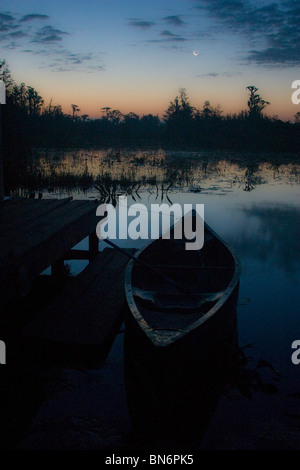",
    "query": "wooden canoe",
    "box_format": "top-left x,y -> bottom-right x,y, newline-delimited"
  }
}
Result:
123,211 -> 241,449
124,210 -> 241,349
